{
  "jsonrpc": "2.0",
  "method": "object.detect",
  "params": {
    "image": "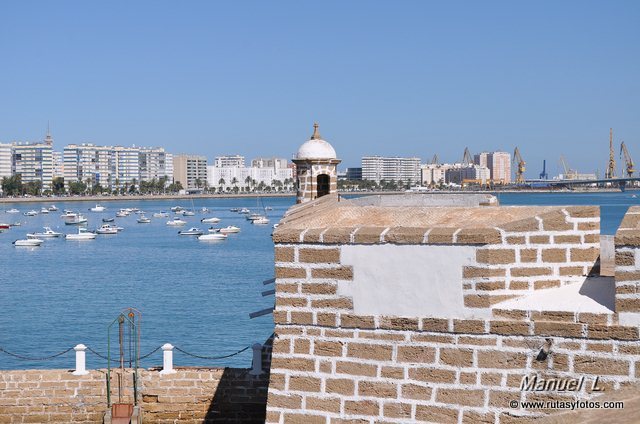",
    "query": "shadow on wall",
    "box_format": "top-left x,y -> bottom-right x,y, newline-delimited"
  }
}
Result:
204,334 -> 274,423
